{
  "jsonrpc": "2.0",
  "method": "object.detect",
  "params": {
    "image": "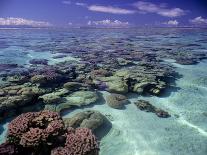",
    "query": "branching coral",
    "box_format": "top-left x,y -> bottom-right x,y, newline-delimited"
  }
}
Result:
7,110 -> 64,148
51,127 -> 99,155
1,110 -> 99,155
